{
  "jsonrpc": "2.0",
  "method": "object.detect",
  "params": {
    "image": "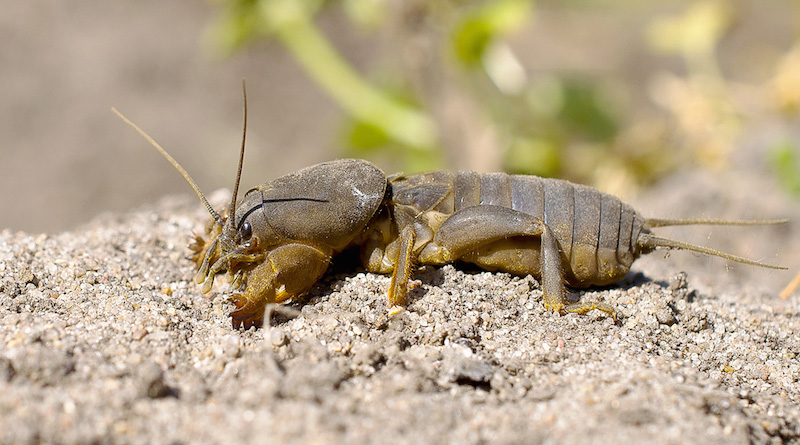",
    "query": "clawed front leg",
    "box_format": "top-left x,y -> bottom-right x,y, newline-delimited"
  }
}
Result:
229,243 -> 331,329
230,292 -> 269,329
